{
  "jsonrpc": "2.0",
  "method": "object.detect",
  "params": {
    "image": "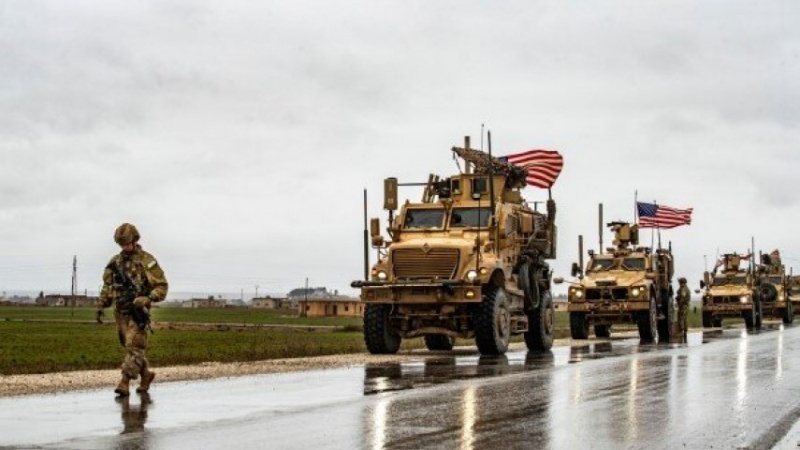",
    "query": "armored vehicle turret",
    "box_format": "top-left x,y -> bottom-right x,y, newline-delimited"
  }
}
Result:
352,136 -> 559,355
